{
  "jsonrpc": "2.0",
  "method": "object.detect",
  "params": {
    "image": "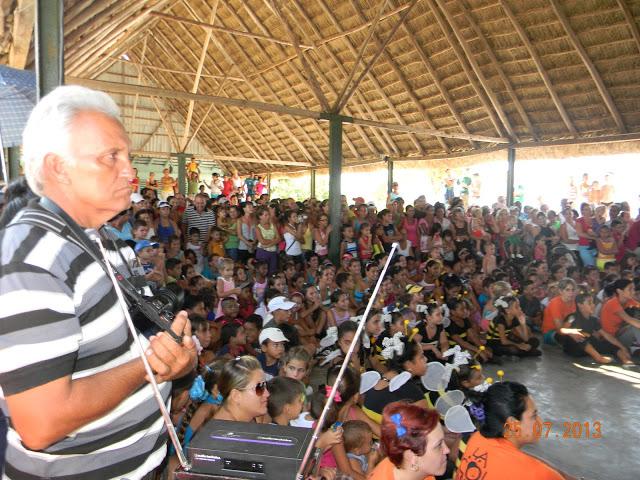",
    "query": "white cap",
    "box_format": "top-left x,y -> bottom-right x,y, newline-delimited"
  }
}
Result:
130,192 -> 145,203
267,296 -> 296,312
259,327 -> 289,345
